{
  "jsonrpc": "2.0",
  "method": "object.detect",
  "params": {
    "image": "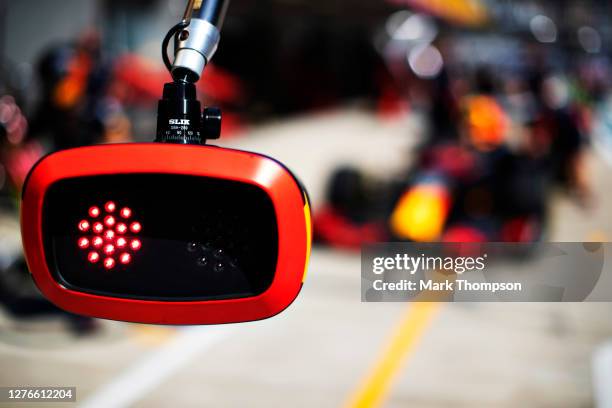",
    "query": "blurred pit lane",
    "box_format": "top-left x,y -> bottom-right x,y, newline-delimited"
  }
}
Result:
1,109 -> 612,407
